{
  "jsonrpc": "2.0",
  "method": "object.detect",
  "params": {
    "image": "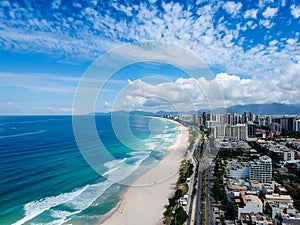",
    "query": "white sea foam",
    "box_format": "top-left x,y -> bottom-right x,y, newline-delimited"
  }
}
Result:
13,152 -> 151,225
12,143 -> 154,225
31,218 -> 71,225
0,130 -> 47,139
12,180 -> 114,225
64,180 -> 113,210
103,151 -> 151,182
145,142 -> 160,150
12,188 -> 85,225
50,209 -> 79,219
103,158 -> 127,169
126,150 -> 151,156
102,165 -> 121,176
153,133 -> 173,139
